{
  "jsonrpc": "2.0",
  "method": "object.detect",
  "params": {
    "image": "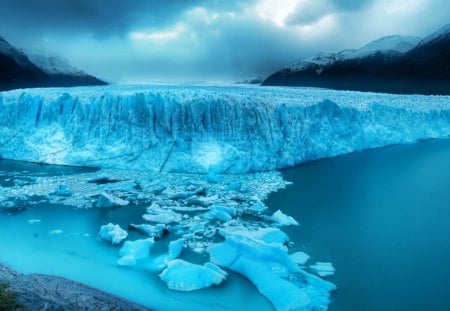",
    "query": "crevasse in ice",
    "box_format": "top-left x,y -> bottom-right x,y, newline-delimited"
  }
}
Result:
1,85 -> 449,173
